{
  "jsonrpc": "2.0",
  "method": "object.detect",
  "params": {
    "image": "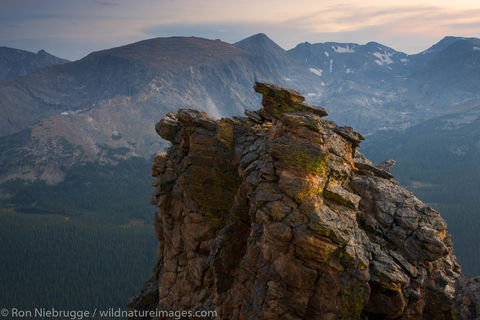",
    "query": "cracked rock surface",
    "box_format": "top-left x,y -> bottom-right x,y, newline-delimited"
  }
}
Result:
130,82 -> 479,319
